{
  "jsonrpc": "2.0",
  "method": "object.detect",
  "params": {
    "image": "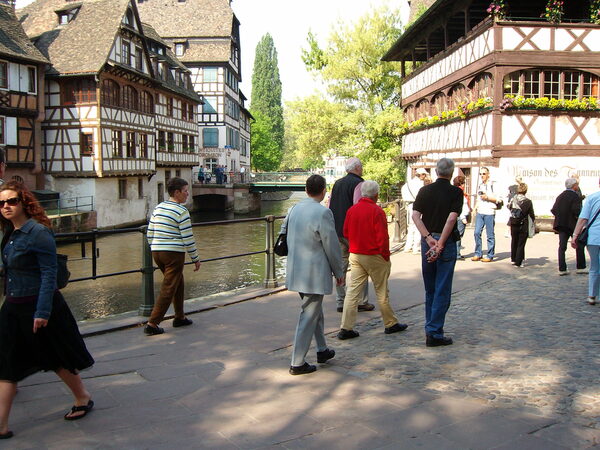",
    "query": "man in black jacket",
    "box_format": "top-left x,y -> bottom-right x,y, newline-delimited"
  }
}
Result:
329,157 -> 374,313
552,177 -> 587,275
